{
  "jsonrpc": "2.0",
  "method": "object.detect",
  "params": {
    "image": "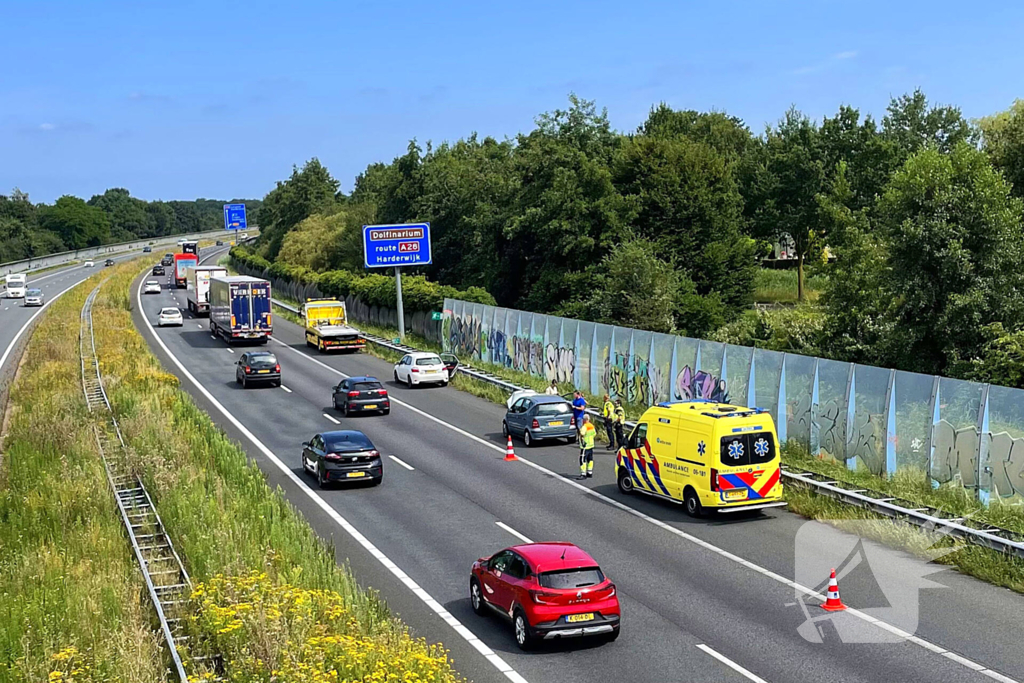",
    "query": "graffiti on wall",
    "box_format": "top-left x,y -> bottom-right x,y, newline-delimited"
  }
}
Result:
990,432 -> 1024,498
674,366 -> 728,403
848,411 -> 884,476
818,398 -> 845,461
603,352 -> 664,405
545,344 -> 576,384
489,328 -> 510,368
447,315 -> 482,359
931,422 -> 1024,497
